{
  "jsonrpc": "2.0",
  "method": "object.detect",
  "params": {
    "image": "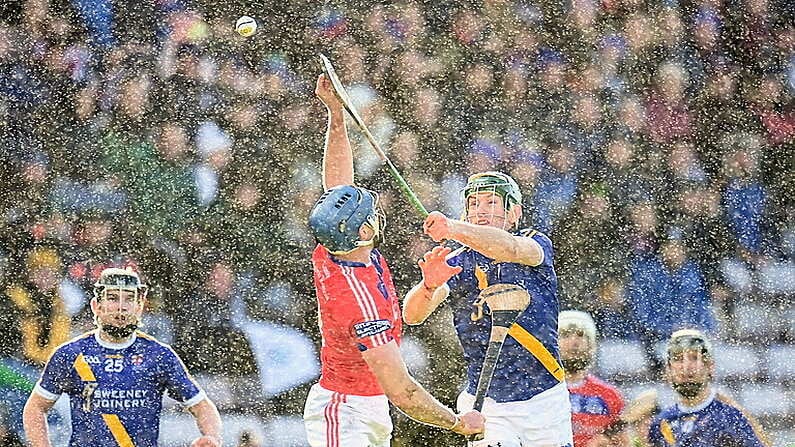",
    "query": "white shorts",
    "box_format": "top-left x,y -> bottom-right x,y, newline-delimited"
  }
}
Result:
457,381 -> 574,447
304,383 -> 393,447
